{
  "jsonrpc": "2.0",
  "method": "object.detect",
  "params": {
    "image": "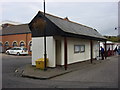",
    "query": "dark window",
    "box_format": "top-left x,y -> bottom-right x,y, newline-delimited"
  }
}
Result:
16,48 -> 21,50
13,42 -> 18,47
5,42 -> 9,46
11,48 -> 15,50
20,42 -> 25,47
23,48 -> 27,50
